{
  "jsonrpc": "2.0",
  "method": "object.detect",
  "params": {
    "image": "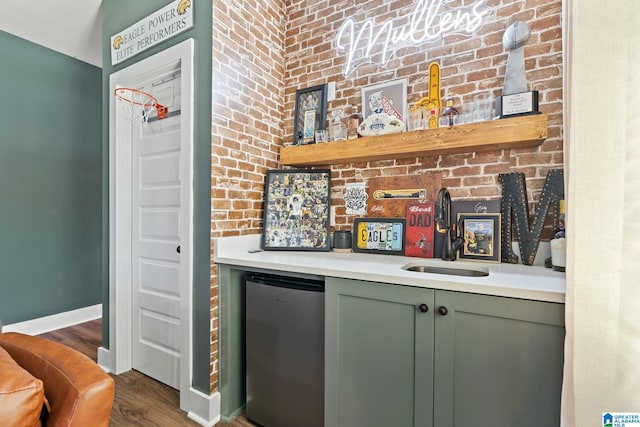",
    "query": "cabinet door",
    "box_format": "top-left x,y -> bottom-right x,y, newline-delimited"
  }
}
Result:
325,278 -> 434,427
433,290 -> 565,427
